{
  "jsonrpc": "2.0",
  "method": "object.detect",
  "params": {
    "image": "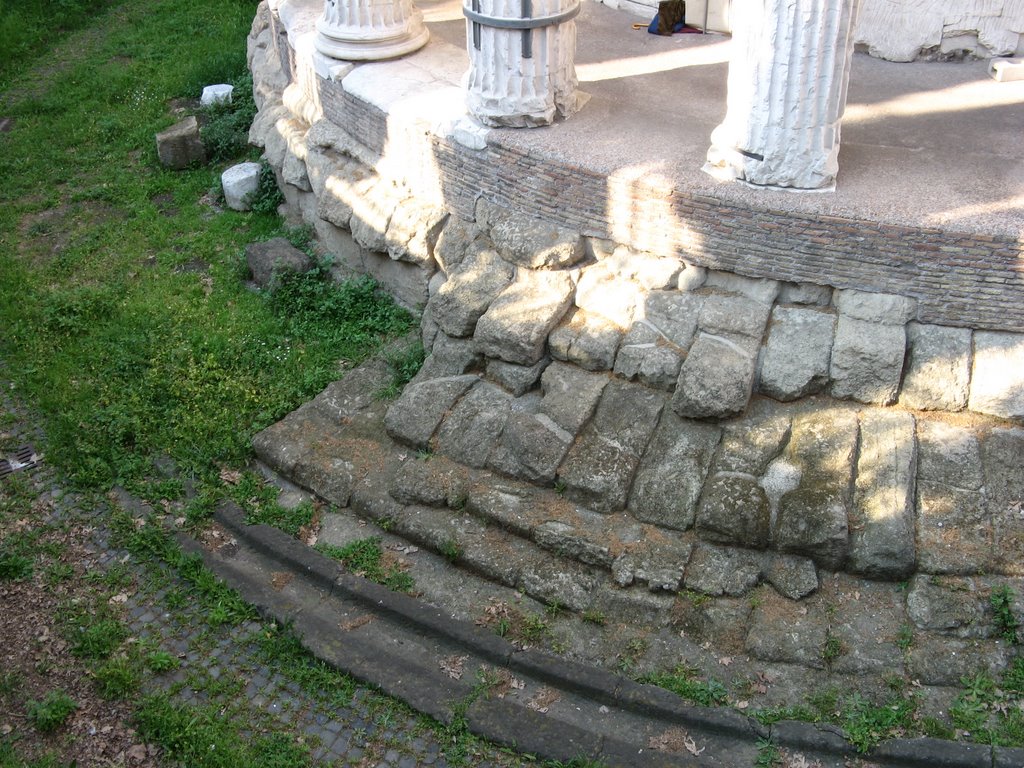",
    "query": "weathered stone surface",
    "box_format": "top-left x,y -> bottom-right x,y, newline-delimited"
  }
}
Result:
389,457 -> 464,507
156,116 -> 206,170
906,575 -> 992,638
969,331 -> 1024,420
538,361 -> 609,435
313,158 -> 368,228
385,197 -> 448,265
745,593 -> 827,668
485,204 -> 584,269
384,374 -> 479,449
907,636 -> 1013,686
282,151 -> 311,192
698,293 -> 772,339
414,334 -> 481,383
574,262 -> 645,327
917,420 -> 983,490
715,410 -> 792,475
434,215 -> 482,273
222,162 -> 262,211
848,410 -> 917,580
613,323 -> 683,391
899,323 -> 972,411
465,482 -> 538,537
559,381 -> 665,512
834,289 -> 916,325
516,555 -> 600,612
916,481 -> 992,575
486,357 -> 549,396
292,451 -> 356,507
982,428 -> 1024,576
548,308 -> 623,371
349,181 -> 398,254
474,269 -> 574,365
685,544 -> 763,596
436,381 -> 512,468
774,409 -> 858,569
488,412 -> 573,484
778,282 -> 832,306
534,521 -> 614,568
360,249 -> 430,311
590,586 -> 676,626
703,271 -> 780,306
314,218 -> 362,275
628,412 -> 720,531
763,554 -> 818,599
245,237 -> 315,288
643,290 -> 703,348
612,541 -> 692,591
827,578 -> 906,675
677,263 -> 707,292
697,473 -> 771,549
627,251 -> 683,290
758,306 -> 835,401
829,316 -> 906,405
428,248 -> 515,337
672,333 -> 758,419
